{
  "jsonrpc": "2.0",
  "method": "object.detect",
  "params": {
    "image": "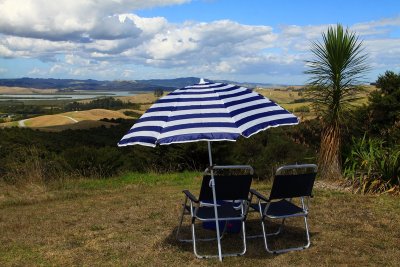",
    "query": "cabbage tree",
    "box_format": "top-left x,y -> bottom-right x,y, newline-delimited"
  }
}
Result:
305,24 -> 369,179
